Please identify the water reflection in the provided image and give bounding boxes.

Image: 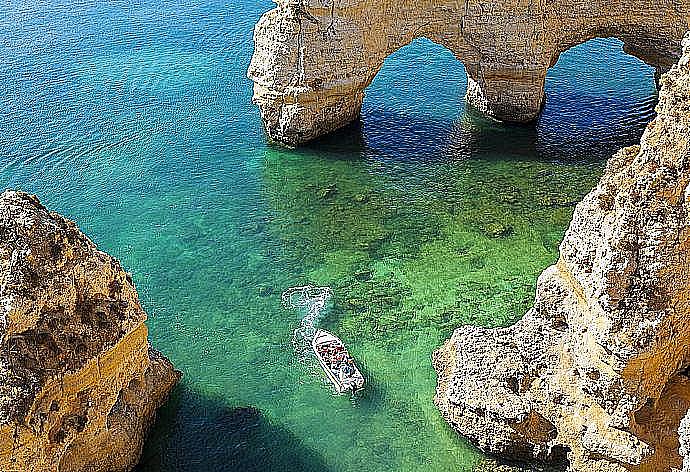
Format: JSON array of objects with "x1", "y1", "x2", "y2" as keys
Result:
[{"x1": 339, "y1": 37, "x2": 658, "y2": 166}]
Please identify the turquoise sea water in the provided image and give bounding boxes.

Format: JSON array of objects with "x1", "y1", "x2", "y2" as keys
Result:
[{"x1": 0, "y1": 1, "x2": 658, "y2": 471}]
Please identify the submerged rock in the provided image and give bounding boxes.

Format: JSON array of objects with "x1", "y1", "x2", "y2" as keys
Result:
[
  {"x1": 435, "y1": 34, "x2": 690, "y2": 472},
  {"x1": 481, "y1": 223, "x2": 514, "y2": 239},
  {"x1": 258, "y1": 285, "x2": 275, "y2": 297},
  {"x1": 353, "y1": 193, "x2": 370, "y2": 204},
  {"x1": 0, "y1": 191, "x2": 180, "y2": 472},
  {"x1": 537, "y1": 194, "x2": 580, "y2": 208},
  {"x1": 316, "y1": 184, "x2": 337, "y2": 200}
]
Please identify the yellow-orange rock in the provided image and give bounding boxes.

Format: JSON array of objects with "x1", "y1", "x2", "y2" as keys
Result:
[
  {"x1": 434, "y1": 34, "x2": 690, "y2": 472},
  {"x1": 0, "y1": 191, "x2": 180, "y2": 472},
  {"x1": 248, "y1": 0, "x2": 690, "y2": 145}
]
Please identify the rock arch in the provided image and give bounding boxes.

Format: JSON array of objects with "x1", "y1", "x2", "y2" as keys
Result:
[
  {"x1": 247, "y1": 0, "x2": 689, "y2": 146},
  {"x1": 434, "y1": 34, "x2": 690, "y2": 472}
]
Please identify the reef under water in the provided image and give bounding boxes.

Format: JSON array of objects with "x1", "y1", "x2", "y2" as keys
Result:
[{"x1": 0, "y1": 0, "x2": 659, "y2": 469}]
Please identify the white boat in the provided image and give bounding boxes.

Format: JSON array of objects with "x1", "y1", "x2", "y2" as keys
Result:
[{"x1": 312, "y1": 329, "x2": 365, "y2": 394}]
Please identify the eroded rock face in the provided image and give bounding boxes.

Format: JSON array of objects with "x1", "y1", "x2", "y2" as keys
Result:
[
  {"x1": 679, "y1": 411, "x2": 690, "y2": 471},
  {"x1": 248, "y1": 0, "x2": 690, "y2": 145},
  {"x1": 435, "y1": 34, "x2": 690, "y2": 472},
  {"x1": 0, "y1": 191, "x2": 180, "y2": 472}
]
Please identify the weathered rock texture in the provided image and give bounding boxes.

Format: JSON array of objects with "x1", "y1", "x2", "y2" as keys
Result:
[
  {"x1": 474, "y1": 457, "x2": 560, "y2": 472},
  {"x1": 679, "y1": 411, "x2": 690, "y2": 471},
  {"x1": 0, "y1": 191, "x2": 180, "y2": 472},
  {"x1": 248, "y1": 0, "x2": 690, "y2": 145},
  {"x1": 435, "y1": 34, "x2": 690, "y2": 472}
]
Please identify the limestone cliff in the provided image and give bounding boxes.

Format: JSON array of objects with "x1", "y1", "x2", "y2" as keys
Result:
[
  {"x1": 248, "y1": 0, "x2": 690, "y2": 145},
  {"x1": 0, "y1": 191, "x2": 180, "y2": 472},
  {"x1": 679, "y1": 411, "x2": 690, "y2": 471},
  {"x1": 434, "y1": 34, "x2": 690, "y2": 472}
]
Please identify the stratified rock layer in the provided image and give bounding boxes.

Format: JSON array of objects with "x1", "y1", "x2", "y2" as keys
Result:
[
  {"x1": 248, "y1": 0, "x2": 690, "y2": 145},
  {"x1": 0, "y1": 191, "x2": 180, "y2": 472},
  {"x1": 435, "y1": 34, "x2": 690, "y2": 472}
]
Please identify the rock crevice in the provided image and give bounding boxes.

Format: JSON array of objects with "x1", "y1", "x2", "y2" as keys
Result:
[
  {"x1": 434, "y1": 34, "x2": 690, "y2": 472},
  {"x1": 0, "y1": 191, "x2": 180, "y2": 472}
]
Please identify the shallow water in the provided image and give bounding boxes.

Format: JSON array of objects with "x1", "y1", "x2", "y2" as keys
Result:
[{"x1": 0, "y1": 1, "x2": 657, "y2": 471}]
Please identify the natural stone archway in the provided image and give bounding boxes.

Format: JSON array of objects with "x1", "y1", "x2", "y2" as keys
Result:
[
  {"x1": 434, "y1": 34, "x2": 690, "y2": 472},
  {"x1": 247, "y1": 0, "x2": 690, "y2": 146}
]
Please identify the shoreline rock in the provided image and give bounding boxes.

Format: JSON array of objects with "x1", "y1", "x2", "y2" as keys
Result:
[
  {"x1": 248, "y1": 0, "x2": 689, "y2": 145},
  {"x1": 0, "y1": 190, "x2": 180, "y2": 472},
  {"x1": 435, "y1": 33, "x2": 690, "y2": 472}
]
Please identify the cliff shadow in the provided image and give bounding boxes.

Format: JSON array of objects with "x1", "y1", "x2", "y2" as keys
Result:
[
  {"x1": 264, "y1": 91, "x2": 655, "y2": 169},
  {"x1": 281, "y1": 36, "x2": 658, "y2": 167},
  {"x1": 266, "y1": 106, "x2": 538, "y2": 165},
  {"x1": 265, "y1": 119, "x2": 367, "y2": 162},
  {"x1": 135, "y1": 383, "x2": 331, "y2": 472},
  {"x1": 273, "y1": 103, "x2": 643, "y2": 169},
  {"x1": 302, "y1": 119, "x2": 367, "y2": 158}
]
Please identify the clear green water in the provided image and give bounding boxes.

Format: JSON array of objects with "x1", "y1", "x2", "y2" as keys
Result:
[{"x1": 0, "y1": 1, "x2": 657, "y2": 470}]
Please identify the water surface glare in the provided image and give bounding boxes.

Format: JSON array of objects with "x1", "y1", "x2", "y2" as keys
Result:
[{"x1": 0, "y1": 1, "x2": 657, "y2": 471}]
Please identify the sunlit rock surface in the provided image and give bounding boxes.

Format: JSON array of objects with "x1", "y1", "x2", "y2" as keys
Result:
[
  {"x1": 435, "y1": 33, "x2": 690, "y2": 472},
  {"x1": 247, "y1": 0, "x2": 690, "y2": 145},
  {"x1": 0, "y1": 191, "x2": 180, "y2": 472},
  {"x1": 680, "y1": 411, "x2": 690, "y2": 471}
]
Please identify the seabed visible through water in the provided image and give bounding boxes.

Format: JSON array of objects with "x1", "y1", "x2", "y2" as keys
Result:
[{"x1": 0, "y1": 0, "x2": 659, "y2": 469}]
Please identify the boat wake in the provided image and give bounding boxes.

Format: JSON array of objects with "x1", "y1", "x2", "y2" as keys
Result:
[
  {"x1": 283, "y1": 285, "x2": 365, "y2": 398},
  {"x1": 281, "y1": 285, "x2": 333, "y2": 362}
]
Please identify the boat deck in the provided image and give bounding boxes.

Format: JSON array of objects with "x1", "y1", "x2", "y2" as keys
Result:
[{"x1": 312, "y1": 329, "x2": 365, "y2": 394}]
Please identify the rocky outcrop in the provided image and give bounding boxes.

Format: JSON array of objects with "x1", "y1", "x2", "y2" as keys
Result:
[
  {"x1": 474, "y1": 458, "x2": 560, "y2": 472},
  {"x1": 434, "y1": 34, "x2": 690, "y2": 472},
  {"x1": 248, "y1": 0, "x2": 690, "y2": 145},
  {"x1": 679, "y1": 411, "x2": 690, "y2": 471},
  {"x1": 0, "y1": 191, "x2": 180, "y2": 472}
]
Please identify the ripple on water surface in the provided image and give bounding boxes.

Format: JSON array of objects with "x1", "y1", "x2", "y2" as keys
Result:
[{"x1": 0, "y1": 3, "x2": 657, "y2": 470}]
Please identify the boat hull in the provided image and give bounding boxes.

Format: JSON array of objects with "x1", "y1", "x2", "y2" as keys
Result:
[{"x1": 312, "y1": 329, "x2": 365, "y2": 394}]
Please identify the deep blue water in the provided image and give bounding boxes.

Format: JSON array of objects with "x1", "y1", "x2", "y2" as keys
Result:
[{"x1": 0, "y1": 1, "x2": 657, "y2": 471}]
